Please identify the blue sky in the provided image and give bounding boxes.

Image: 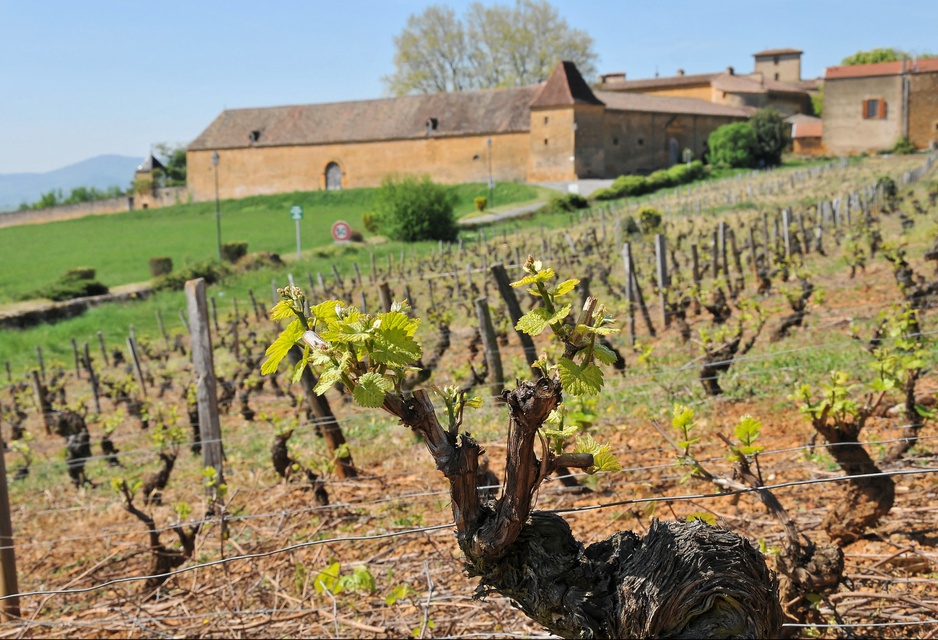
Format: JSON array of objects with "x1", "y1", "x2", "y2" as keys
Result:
[{"x1": 1, "y1": 0, "x2": 934, "y2": 174}]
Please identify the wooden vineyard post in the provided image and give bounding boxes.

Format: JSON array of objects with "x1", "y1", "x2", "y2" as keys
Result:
[
  {"x1": 210, "y1": 296, "x2": 220, "y2": 336},
  {"x1": 31, "y1": 370, "x2": 52, "y2": 436},
  {"x1": 711, "y1": 230, "x2": 720, "y2": 278},
  {"x1": 288, "y1": 346, "x2": 356, "y2": 478},
  {"x1": 184, "y1": 278, "x2": 225, "y2": 493},
  {"x1": 70, "y1": 338, "x2": 81, "y2": 378},
  {"x1": 3, "y1": 363, "x2": 10, "y2": 384},
  {"x1": 475, "y1": 298, "x2": 504, "y2": 397},
  {"x1": 748, "y1": 226, "x2": 760, "y2": 283},
  {"x1": 126, "y1": 336, "x2": 148, "y2": 397},
  {"x1": 35, "y1": 346, "x2": 44, "y2": 382},
  {"x1": 156, "y1": 309, "x2": 170, "y2": 349},
  {"x1": 782, "y1": 208, "x2": 792, "y2": 260},
  {"x1": 491, "y1": 263, "x2": 539, "y2": 374},
  {"x1": 654, "y1": 234, "x2": 670, "y2": 328},
  {"x1": 369, "y1": 252, "x2": 376, "y2": 283},
  {"x1": 378, "y1": 282, "x2": 393, "y2": 313},
  {"x1": 690, "y1": 243, "x2": 702, "y2": 316},
  {"x1": 761, "y1": 211, "x2": 771, "y2": 266},
  {"x1": 248, "y1": 289, "x2": 262, "y2": 322},
  {"x1": 729, "y1": 227, "x2": 745, "y2": 292},
  {"x1": 97, "y1": 331, "x2": 109, "y2": 367},
  {"x1": 82, "y1": 342, "x2": 102, "y2": 414},
  {"x1": 0, "y1": 445, "x2": 20, "y2": 622}
]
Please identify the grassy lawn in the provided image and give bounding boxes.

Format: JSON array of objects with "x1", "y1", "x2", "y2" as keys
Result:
[{"x1": 0, "y1": 182, "x2": 547, "y2": 304}]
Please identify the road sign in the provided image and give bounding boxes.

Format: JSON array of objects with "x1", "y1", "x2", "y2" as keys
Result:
[
  {"x1": 332, "y1": 220, "x2": 351, "y2": 243},
  {"x1": 290, "y1": 205, "x2": 303, "y2": 220}
]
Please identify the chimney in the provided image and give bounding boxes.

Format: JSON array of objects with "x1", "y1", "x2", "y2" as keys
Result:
[
  {"x1": 726, "y1": 66, "x2": 735, "y2": 75},
  {"x1": 677, "y1": 69, "x2": 685, "y2": 76}
]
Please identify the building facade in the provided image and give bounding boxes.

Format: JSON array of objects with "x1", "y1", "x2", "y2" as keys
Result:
[
  {"x1": 822, "y1": 58, "x2": 938, "y2": 155},
  {"x1": 186, "y1": 62, "x2": 748, "y2": 202}
]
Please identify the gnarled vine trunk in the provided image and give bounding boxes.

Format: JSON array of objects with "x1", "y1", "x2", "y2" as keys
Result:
[{"x1": 380, "y1": 378, "x2": 783, "y2": 638}]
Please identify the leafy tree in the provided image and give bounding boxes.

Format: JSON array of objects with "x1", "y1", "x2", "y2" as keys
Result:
[
  {"x1": 810, "y1": 84, "x2": 823, "y2": 117},
  {"x1": 386, "y1": 0, "x2": 597, "y2": 95},
  {"x1": 372, "y1": 174, "x2": 458, "y2": 242},
  {"x1": 154, "y1": 142, "x2": 187, "y2": 185},
  {"x1": 707, "y1": 122, "x2": 756, "y2": 169},
  {"x1": 750, "y1": 107, "x2": 786, "y2": 167},
  {"x1": 841, "y1": 48, "x2": 937, "y2": 65}
]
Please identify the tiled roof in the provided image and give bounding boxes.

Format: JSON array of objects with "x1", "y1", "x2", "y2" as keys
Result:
[
  {"x1": 594, "y1": 91, "x2": 753, "y2": 117},
  {"x1": 784, "y1": 113, "x2": 821, "y2": 125},
  {"x1": 789, "y1": 116, "x2": 823, "y2": 138},
  {"x1": 712, "y1": 74, "x2": 767, "y2": 94},
  {"x1": 825, "y1": 58, "x2": 938, "y2": 80},
  {"x1": 189, "y1": 86, "x2": 539, "y2": 151},
  {"x1": 596, "y1": 72, "x2": 719, "y2": 91},
  {"x1": 136, "y1": 153, "x2": 165, "y2": 172},
  {"x1": 753, "y1": 48, "x2": 803, "y2": 57},
  {"x1": 530, "y1": 61, "x2": 604, "y2": 107}
]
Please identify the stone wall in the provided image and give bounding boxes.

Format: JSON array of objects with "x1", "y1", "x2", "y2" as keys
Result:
[
  {"x1": 0, "y1": 186, "x2": 188, "y2": 229},
  {"x1": 188, "y1": 132, "x2": 530, "y2": 201},
  {"x1": 909, "y1": 71, "x2": 938, "y2": 149},
  {"x1": 754, "y1": 53, "x2": 801, "y2": 83},
  {"x1": 527, "y1": 107, "x2": 577, "y2": 182},
  {"x1": 823, "y1": 75, "x2": 903, "y2": 154}
]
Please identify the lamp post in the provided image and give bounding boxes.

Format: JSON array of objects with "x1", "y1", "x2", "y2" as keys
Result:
[
  {"x1": 486, "y1": 138, "x2": 494, "y2": 208},
  {"x1": 212, "y1": 151, "x2": 221, "y2": 261}
]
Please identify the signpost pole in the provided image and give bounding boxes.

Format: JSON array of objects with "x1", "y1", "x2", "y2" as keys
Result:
[
  {"x1": 290, "y1": 205, "x2": 304, "y2": 260},
  {"x1": 295, "y1": 218, "x2": 301, "y2": 260}
]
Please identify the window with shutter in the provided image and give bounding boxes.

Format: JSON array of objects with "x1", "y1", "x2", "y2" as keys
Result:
[{"x1": 877, "y1": 99, "x2": 887, "y2": 119}]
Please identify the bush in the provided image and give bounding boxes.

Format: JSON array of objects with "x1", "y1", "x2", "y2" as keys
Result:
[
  {"x1": 621, "y1": 215, "x2": 640, "y2": 235},
  {"x1": 149, "y1": 257, "x2": 173, "y2": 278},
  {"x1": 154, "y1": 260, "x2": 231, "y2": 292},
  {"x1": 637, "y1": 206, "x2": 663, "y2": 234},
  {"x1": 349, "y1": 229, "x2": 364, "y2": 243},
  {"x1": 30, "y1": 268, "x2": 108, "y2": 302},
  {"x1": 891, "y1": 137, "x2": 916, "y2": 155},
  {"x1": 548, "y1": 193, "x2": 590, "y2": 213},
  {"x1": 474, "y1": 196, "x2": 488, "y2": 212},
  {"x1": 237, "y1": 252, "x2": 284, "y2": 271},
  {"x1": 645, "y1": 170, "x2": 675, "y2": 191},
  {"x1": 750, "y1": 108, "x2": 786, "y2": 167},
  {"x1": 611, "y1": 175, "x2": 649, "y2": 197},
  {"x1": 592, "y1": 187, "x2": 619, "y2": 201},
  {"x1": 876, "y1": 175, "x2": 898, "y2": 199},
  {"x1": 372, "y1": 175, "x2": 458, "y2": 242},
  {"x1": 361, "y1": 212, "x2": 379, "y2": 234},
  {"x1": 220, "y1": 242, "x2": 248, "y2": 263},
  {"x1": 708, "y1": 122, "x2": 756, "y2": 168}
]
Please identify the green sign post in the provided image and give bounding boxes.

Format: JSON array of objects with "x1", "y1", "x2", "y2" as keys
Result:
[{"x1": 290, "y1": 205, "x2": 303, "y2": 259}]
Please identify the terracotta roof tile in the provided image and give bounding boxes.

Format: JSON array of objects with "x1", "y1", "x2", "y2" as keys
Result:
[
  {"x1": 826, "y1": 58, "x2": 938, "y2": 80},
  {"x1": 594, "y1": 91, "x2": 753, "y2": 117},
  {"x1": 596, "y1": 72, "x2": 719, "y2": 91},
  {"x1": 530, "y1": 61, "x2": 604, "y2": 107},
  {"x1": 189, "y1": 86, "x2": 538, "y2": 151},
  {"x1": 792, "y1": 120, "x2": 823, "y2": 138}
]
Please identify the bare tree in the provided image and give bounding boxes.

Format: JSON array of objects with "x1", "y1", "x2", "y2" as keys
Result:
[{"x1": 386, "y1": 0, "x2": 597, "y2": 95}]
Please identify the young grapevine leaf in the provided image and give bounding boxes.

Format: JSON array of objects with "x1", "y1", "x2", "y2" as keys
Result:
[
  {"x1": 269, "y1": 299, "x2": 298, "y2": 322},
  {"x1": 734, "y1": 414, "x2": 764, "y2": 454},
  {"x1": 515, "y1": 304, "x2": 572, "y2": 337},
  {"x1": 557, "y1": 357, "x2": 604, "y2": 396},
  {"x1": 353, "y1": 372, "x2": 392, "y2": 408},
  {"x1": 261, "y1": 319, "x2": 306, "y2": 375},
  {"x1": 592, "y1": 343, "x2": 618, "y2": 365}
]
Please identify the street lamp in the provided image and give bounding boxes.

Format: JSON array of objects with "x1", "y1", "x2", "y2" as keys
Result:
[
  {"x1": 486, "y1": 138, "x2": 494, "y2": 208},
  {"x1": 212, "y1": 151, "x2": 221, "y2": 261}
]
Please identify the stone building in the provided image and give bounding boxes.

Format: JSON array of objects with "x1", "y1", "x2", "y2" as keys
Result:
[
  {"x1": 822, "y1": 58, "x2": 938, "y2": 155},
  {"x1": 186, "y1": 61, "x2": 748, "y2": 201},
  {"x1": 596, "y1": 49, "x2": 817, "y2": 118}
]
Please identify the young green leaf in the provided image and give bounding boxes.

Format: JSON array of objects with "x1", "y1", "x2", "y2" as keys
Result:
[
  {"x1": 353, "y1": 372, "x2": 392, "y2": 408},
  {"x1": 557, "y1": 357, "x2": 604, "y2": 396},
  {"x1": 261, "y1": 319, "x2": 305, "y2": 375},
  {"x1": 515, "y1": 304, "x2": 572, "y2": 337}
]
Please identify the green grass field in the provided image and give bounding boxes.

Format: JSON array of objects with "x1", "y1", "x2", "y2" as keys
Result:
[{"x1": 0, "y1": 182, "x2": 547, "y2": 304}]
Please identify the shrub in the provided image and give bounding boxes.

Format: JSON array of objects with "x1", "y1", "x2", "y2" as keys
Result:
[
  {"x1": 592, "y1": 187, "x2": 619, "y2": 201},
  {"x1": 621, "y1": 215, "x2": 640, "y2": 235},
  {"x1": 149, "y1": 257, "x2": 173, "y2": 278},
  {"x1": 474, "y1": 196, "x2": 488, "y2": 212},
  {"x1": 220, "y1": 242, "x2": 248, "y2": 263},
  {"x1": 349, "y1": 229, "x2": 364, "y2": 242},
  {"x1": 891, "y1": 137, "x2": 916, "y2": 155},
  {"x1": 611, "y1": 175, "x2": 649, "y2": 197},
  {"x1": 876, "y1": 176, "x2": 898, "y2": 199},
  {"x1": 154, "y1": 260, "x2": 231, "y2": 292},
  {"x1": 372, "y1": 175, "x2": 458, "y2": 242},
  {"x1": 237, "y1": 252, "x2": 283, "y2": 271},
  {"x1": 30, "y1": 268, "x2": 108, "y2": 302},
  {"x1": 637, "y1": 206, "x2": 663, "y2": 234},
  {"x1": 750, "y1": 108, "x2": 786, "y2": 167},
  {"x1": 708, "y1": 122, "x2": 756, "y2": 168},
  {"x1": 645, "y1": 170, "x2": 675, "y2": 191},
  {"x1": 549, "y1": 193, "x2": 590, "y2": 213},
  {"x1": 665, "y1": 164, "x2": 691, "y2": 185},
  {"x1": 361, "y1": 212, "x2": 379, "y2": 234}
]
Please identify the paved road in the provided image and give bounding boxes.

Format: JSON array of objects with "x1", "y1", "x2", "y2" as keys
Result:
[{"x1": 458, "y1": 179, "x2": 615, "y2": 226}]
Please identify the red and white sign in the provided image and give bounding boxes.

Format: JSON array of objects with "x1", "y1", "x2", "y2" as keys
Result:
[{"x1": 331, "y1": 220, "x2": 351, "y2": 242}]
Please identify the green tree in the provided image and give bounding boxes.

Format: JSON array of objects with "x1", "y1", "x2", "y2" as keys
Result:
[
  {"x1": 154, "y1": 142, "x2": 188, "y2": 186},
  {"x1": 386, "y1": 0, "x2": 597, "y2": 95},
  {"x1": 750, "y1": 108, "x2": 786, "y2": 167},
  {"x1": 372, "y1": 174, "x2": 458, "y2": 242},
  {"x1": 707, "y1": 122, "x2": 756, "y2": 169},
  {"x1": 810, "y1": 84, "x2": 823, "y2": 117},
  {"x1": 840, "y1": 48, "x2": 937, "y2": 65}
]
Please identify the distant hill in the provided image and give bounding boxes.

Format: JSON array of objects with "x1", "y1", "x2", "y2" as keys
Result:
[{"x1": 0, "y1": 155, "x2": 144, "y2": 212}]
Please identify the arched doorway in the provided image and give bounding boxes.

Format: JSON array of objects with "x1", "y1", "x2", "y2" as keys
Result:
[
  {"x1": 668, "y1": 138, "x2": 680, "y2": 166},
  {"x1": 325, "y1": 162, "x2": 343, "y2": 190}
]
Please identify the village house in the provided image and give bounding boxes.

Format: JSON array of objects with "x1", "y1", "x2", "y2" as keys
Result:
[
  {"x1": 822, "y1": 58, "x2": 938, "y2": 155},
  {"x1": 186, "y1": 61, "x2": 749, "y2": 201},
  {"x1": 596, "y1": 49, "x2": 818, "y2": 119}
]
